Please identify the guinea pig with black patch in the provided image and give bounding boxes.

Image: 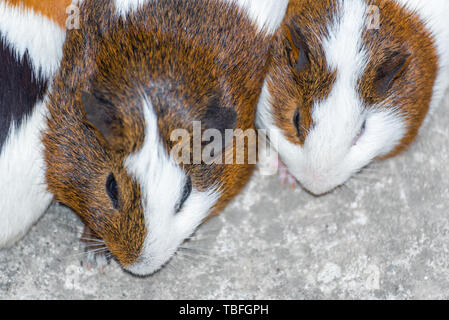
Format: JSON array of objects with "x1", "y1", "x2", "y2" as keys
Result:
[
  {"x1": 257, "y1": 0, "x2": 449, "y2": 195},
  {"x1": 0, "y1": 0, "x2": 69, "y2": 248},
  {"x1": 43, "y1": 0, "x2": 289, "y2": 275}
]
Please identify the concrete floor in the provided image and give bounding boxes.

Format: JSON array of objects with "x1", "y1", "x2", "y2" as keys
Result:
[{"x1": 1, "y1": 92, "x2": 449, "y2": 299}]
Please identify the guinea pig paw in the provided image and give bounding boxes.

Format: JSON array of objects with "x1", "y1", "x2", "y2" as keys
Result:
[
  {"x1": 80, "y1": 226, "x2": 111, "y2": 273},
  {"x1": 89, "y1": 251, "x2": 109, "y2": 273},
  {"x1": 80, "y1": 242, "x2": 111, "y2": 274},
  {"x1": 278, "y1": 158, "x2": 297, "y2": 190}
]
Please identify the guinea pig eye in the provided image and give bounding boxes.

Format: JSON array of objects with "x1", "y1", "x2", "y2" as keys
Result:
[
  {"x1": 175, "y1": 176, "x2": 192, "y2": 214},
  {"x1": 106, "y1": 173, "x2": 119, "y2": 209},
  {"x1": 293, "y1": 108, "x2": 302, "y2": 138}
]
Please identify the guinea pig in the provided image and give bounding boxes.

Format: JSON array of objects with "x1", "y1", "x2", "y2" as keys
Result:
[
  {"x1": 256, "y1": 0, "x2": 449, "y2": 195},
  {"x1": 0, "y1": 0, "x2": 69, "y2": 248},
  {"x1": 43, "y1": 0, "x2": 289, "y2": 275}
]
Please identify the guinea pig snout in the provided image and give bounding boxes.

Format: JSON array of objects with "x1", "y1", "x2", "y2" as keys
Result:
[
  {"x1": 124, "y1": 248, "x2": 174, "y2": 276},
  {"x1": 301, "y1": 181, "x2": 339, "y2": 196},
  {"x1": 124, "y1": 257, "x2": 154, "y2": 276},
  {"x1": 299, "y1": 173, "x2": 336, "y2": 196},
  {"x1": 293, "y1": 163, "x2": 348, "y2": 196}
]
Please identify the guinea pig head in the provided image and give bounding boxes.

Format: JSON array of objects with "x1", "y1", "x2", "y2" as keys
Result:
[
  {"x1": 258, "y1": 0, "x2": 438, "y2": 195},
  {"x1": 44, "y1": 5, "x2": 265, "y2": 275}
]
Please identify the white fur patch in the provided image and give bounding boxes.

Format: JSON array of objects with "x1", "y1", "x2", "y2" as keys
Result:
[
  {"x1": 229, "y1": 0, "x2": 289, "y2": 34},
  {"x1": 125, "y1": 95, "x2": 220, "y2": 276},
  {"x1": 113, "y1": 0, "x2": 149, "y2": 16},
  {"x1": 113, "y1": 0, "x2": 288, "y2": 34},
  {"x1": 257, "y1": 0, "x2": 408, "y2": 195},
  {"x1": 0, "y1": 1, "x2": 66, "y2": 79},
  {"x1": 0, "y1": 100, "x2": 53, "y2": 248}
]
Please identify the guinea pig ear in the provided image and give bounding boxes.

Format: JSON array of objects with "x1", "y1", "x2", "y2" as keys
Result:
[
  {"x1": 202, "y1": 104, "x2": 237, "y2": 136},
  {"x1": 284, "y1": 23, "x2": 310, "y2": 73},
  {"x1": 81, "y1": 91, "x2": 125, "y2": 151},
  {"x1": 200, "y1": 96, "x2": 237, "y2": 149},
  {"x1": 374, "y1": 51, "x2": 411, "y2": 96}
]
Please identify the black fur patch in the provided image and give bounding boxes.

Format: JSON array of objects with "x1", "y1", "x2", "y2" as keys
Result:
[
  {"x1": 202, "y1": 104, "x2": 237, "y2": 135},
  {"x1": 0, "y1": 33, "x2": 48, "y2": 151}
]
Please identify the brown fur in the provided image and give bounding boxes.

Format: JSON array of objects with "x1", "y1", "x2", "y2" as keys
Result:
[
  {"x1": 268, "y1": 0, "x2": 437, "y2": 157},
  {"x1": 43, "y1": 0, "x2": 270, "y2": 267},
  {"x1": 6, "y1": 0, "x2": 72, "y2": 28}
]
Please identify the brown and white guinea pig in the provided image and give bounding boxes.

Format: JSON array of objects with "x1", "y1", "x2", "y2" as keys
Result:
[
  {"x1": 43, "y1": 0, "x2": 289, "y2": 275},
  {"x1": 257, "y1": 0, "x2": 449, "y2": 195},
  {"x1": 0, "y1": 0, "x2": 69, "y2": 248}
]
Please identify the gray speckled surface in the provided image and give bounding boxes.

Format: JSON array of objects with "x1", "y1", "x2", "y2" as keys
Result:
[{"x1": 1, "y1": 92, "x2": 449, "y2": 300}]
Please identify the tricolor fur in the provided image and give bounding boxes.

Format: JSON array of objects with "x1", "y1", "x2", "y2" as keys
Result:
[
  {"x1": 257, "y1": 0, "x2": 449, "y2": 195},
  {"x1": 43, "y1": 0, "x2": 288, "y2": 275},
  {"x1": 0, "y1": 1, "x2": 66, "y2": 247}
]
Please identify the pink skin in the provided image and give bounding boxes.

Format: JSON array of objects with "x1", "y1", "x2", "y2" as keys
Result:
[
  {"x1": 81, "y1": 226, "x2": 109, "y2": 274},
  {"x1": 276, "y1": 156, "x2": 297, "y2": 190},
  {"x1": 82, "y1": 244, "x2": 108, "y2": 274}
]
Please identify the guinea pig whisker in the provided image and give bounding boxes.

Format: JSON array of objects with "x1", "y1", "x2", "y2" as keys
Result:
[
  {"x1": 351, "y1": 179, "x2": 371, "y2": 187},
  {"x1": 176, "y1": 253, "x2": 206, "y2": 267},
  {"x1": 357, "y1": 171, "x2": 381, "y2": 180},
  {"x1": 351, "y1": 178, "x2": 369, "y2": 185},
  {"x1": 86, "y1": 246, "x2": 108, "y2": 252},
  {"x1": 359, "y1": 167, "x2": 379, "y2": 173},
  {"x1": 356, "y1": 175, "x2": 380, "y2": 183},
  {"x1": 341, "y1": 183, "x2": 355, "y2": 195},
  {"x1": 181, "y1": 244, "x2": 211, "y2": 251},
  {"x1": 174, "y1": 254, "x2": 197, "y2": 269},
  {"x1": 80, "y1": 241, "x2": 105, "y2": 246},
  {"x1": 185, "y1": 235, "x2": 216, "y2": 243},
  {"x1": 335, "y1": 186, "x2": 347, "y2": 197},
  {"x1": 196, "y1": 226, "x2": 222, "y2": 234},
  {"x1": 167, "y1": 254, "x2": 184, "y2": 270},
  {"x1": 179, "y1": 245, "x2": 212, "y2": 254},
  {"x1": 178, "y1": 247, "x2": 216, "y2": 261},
  {"x1": 174, "y1": 250, "x2": 194, "y2": 261},
  {"x1": 356, "y1": 173, "x2": 379, "y2": 180},
  {"x1": 178, "y1": 247, "x2": 210, "y2": 258},
  {"x1": 366, "y1": 163, "x2": 383, "y2": 170},
  {"x1": 80, "y1": 235, "x2": 104, "y2": 240},
  {"x1": 164, "y1": 261, "x2": 178, "y2": 272},
  {"x1": 358, "y1": 165, "x2": 378, "y2": 172},
  {"x1": 432, "y1": 128, "x2": 448, "y2": 137},
  {"x1": 187, "y1": 227, "x2": 222, "y2": 238},
  {"x1": 185, "y1": 232, "x2": 219, "y2": 240},
  {"x1": 333, "y1": 183, "x2": 356, "y2": 198},
  {"x1": 63, "y1": 246, "x2": 109, "y2": 259},
  {"x1": 354, "y1": 172, "x2": 376, "y2": 179},
  {"x1": 54, "y1": 219, "x2": 83, "y2": 231},
  {"x1": 80, "y1": 237, "x2": 105, "y2": 243},
  {"x1": 84, "y1": 245, "x2": 108, "y2": 252}
]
